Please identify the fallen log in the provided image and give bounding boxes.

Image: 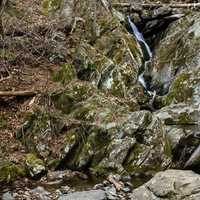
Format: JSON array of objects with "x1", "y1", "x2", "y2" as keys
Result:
[
  {"x1": 0, "y1": 90, "x2": 36, "y2": 96},
  {"x1": 112, "y1": 2, "x2": 200, "y2": 9}
]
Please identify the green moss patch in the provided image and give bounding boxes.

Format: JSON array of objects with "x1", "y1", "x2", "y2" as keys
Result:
[{"x1": 0, "y1": 160, "x2": 26, "y2": 183}]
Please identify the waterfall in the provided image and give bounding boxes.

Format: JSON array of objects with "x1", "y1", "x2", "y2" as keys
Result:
[
  {"x1": 128, "y1": 17, "x2": 152, "y2": 60},
  {"x1": 128, "y1": 16, "x2": 152, "y2": 95}
]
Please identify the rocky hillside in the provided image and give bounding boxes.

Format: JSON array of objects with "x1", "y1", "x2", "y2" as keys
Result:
[{"x1": 1, "y1": 0, "x2": 200, "y2": 199}]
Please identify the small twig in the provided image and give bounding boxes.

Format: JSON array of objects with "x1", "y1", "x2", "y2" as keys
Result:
[{"x1": 0, "y1": 90, "x2": 36, "y2": 96}]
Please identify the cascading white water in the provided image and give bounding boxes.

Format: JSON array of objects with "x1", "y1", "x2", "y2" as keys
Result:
[
  {"x1": 128, "y1": 17, "x2": 152, "y2": 59},
  {"x1": 128, "y1": 16, "x2": 153, "y2": 96}
]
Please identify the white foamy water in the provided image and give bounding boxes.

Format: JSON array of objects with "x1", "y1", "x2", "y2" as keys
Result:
[
  {"x1": 128, "y1": 16, "x2": 152, "y2": 59},
  {"x1": 128, "y1": 16, "x2": 153, "y2": 95}
]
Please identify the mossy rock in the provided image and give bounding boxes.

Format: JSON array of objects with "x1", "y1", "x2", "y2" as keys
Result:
[
  {"x1": 70, "y1": 93, "x2": 139, "y2": 124},
  {"x1": 25, "y1": 154, "x2": 46, "y2": 178},
  {"x1": 17, "y1": 108, "x2": 65, "y2": 160},
  {"x1": 145, "y1": 12, "x2": 200, "y2": 95},
  {"x1": 52, "y1": 64, "x2": 77, "y2": 86},
  {"x1": 18, "y1": 106, "x2": 171, "y2": 176},
  {"x1": 0, "y1": 116, "x2": 7, "y2": 129},
  {"x1": 43, "y1": 0, "x2": 62, "y2": 14},
  {"x1": 74, "y1": 42, "x2": 115, "y2": 84},
  {"x1": 74, "y1": 31, "x2": 142, "y2": 98},
  {"x1": 51, "y1": 81, "x2": 98, "y2": 114},
  {"x1": 0, "y1": 160, "x2": 26, "y2": 183},
  {"x1": 156, "y1": 104, "x2": 200, "y2": 125},
  {"x1": 74, "y1": 40, "x2": 142, "y2": 97},
  {"x1": 124, "y1": 116, "x2": 172, "y2": 175},
  {"x1": 17, "y1": 80, "x2": 139, "y2": 175},
  {"x1": 162, "y1": 69, "x2": 200, "y2": 106},
  {"x1": 72, "y1": 1, "x2": 143, "y2": 98}
]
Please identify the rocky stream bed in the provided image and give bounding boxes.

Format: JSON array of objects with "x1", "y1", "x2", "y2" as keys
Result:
[{"x1": 1, "y1": 0, "x2": 200, "y2": 199}]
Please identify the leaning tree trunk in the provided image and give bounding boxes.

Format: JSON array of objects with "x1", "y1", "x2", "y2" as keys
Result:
[
  {"x1": 0, "y1": 0, "x2": 7, "y2": 37},
  {"x1": 59, "y1": 0, "x2": 75, "y2": 31}
]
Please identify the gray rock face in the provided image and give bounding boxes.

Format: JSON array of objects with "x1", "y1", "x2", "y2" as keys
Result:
[
  {"x1": 130, "y1": 170, "x2": 200, "y2": 200},
  {"x1": 155, "y1": 103, "x2": 200, "y2": 125},
  {"x1": 161, "y1": 68, "x2": 200, "y2": 106},
  {"x1": 2, "y1": 192, "x2": 14, "y2": 200},
  {"x1": 155, "y1": 103, "x2": 200, "y2": 168},
  {"x1": 58, "y1": 190, "x2": 106, "y2": 200},
  {"x1": 145, "y1": 13, "x2": 200, "y2": 96},
  {"x1": 18, "y1": 92, "x2": 171, "y2": 175}
]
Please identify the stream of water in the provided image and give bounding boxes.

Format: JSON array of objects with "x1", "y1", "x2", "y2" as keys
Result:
[{"x1": 128, "y1": 16, "x2": 153, "y2": 96}]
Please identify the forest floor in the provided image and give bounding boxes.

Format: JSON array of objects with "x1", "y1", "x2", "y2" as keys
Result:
[{"x1": 0, "y1": 0, "x2": 62, "y2": 169}]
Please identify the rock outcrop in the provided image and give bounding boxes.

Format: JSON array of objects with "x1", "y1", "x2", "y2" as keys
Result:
[
  {"x1": 15, "y1": 0, "x2": 174, "y2": 177},
  {"x1": 145, "y1": 13, "x2": 200, "y2": 97},
  {"x1": 17, "y1": 81, "x2": 171, "y2": 175}
]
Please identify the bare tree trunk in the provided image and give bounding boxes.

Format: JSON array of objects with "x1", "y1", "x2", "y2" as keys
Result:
[
  {"x1": 59, "y1": 0, "x2": 75, "y2": 31},
  {"x1": 112, "y1": 2, "x2": 200, "y2": 9},
  {"x1": 0, "y1": 0, "x2": 7, "y2": 37}
]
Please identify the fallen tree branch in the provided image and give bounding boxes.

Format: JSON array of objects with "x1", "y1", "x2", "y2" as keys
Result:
[
  {"x1": 0, "y1": 90, "x2": 36, "y2": 96},
  {"x1": 112, "y1": 2, "x2": 200, "y2": 9}
]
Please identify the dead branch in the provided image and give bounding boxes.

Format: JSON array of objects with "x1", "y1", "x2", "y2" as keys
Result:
[
  {"x1": 112, "y1": 2, "x2": 200, "y2": 9},
  {"x1": 0, "y1": 90, "x2": 36, "y2": 96}
]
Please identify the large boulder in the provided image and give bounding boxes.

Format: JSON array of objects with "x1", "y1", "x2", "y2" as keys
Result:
[
  {"x1": 165, "y1": 125, "x2": 199, "y2": 169},
  {"x1": 130, "y1": 170, "x2": 200, "y2": 200}
]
